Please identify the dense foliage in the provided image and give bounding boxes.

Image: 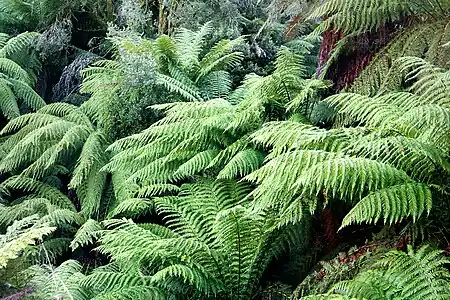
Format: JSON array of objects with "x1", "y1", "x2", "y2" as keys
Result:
[{"x1": 0, "y1": 0, "x2": 449, "y2": 299}]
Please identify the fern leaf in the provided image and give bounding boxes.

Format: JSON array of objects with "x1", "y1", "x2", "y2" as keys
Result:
[
  {"x1": 172, "y1": 149, "x2": 220, "y2": 181},
  {"x1": 70, "y1": 219, "x2": 103, "y2": 251},
  {"x1": 341, "y1": 183, "x2": 432, "y2": 228},
  {"x1": 156, "y1": 73, "x2": 202, "y2": 101},
  {"x1": 0, "y1": 176, "x2": 74, "y2": 210},
  {"x1": 217, "y1": 149, "x2": 264, "y2": 180},
  {"x1": 0, "y1": 57, "x2": 31, "y2": 84},
  {"x1": 0, "y1": 79, "x2": 19, "y2": 119},
  {"x1": 107, "y1": 198, "x2": 154, "y2": 219},
  {"x1": 9, "y1": 78, "x2": 45, "y2": 109}
]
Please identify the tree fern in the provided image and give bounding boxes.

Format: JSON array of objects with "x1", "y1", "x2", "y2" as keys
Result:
[
  {"x1": 0, "y1": 103, "x2": 110, "y2": 220},
  {"x1": 341, "y1": 182, "x2": 432, "y2": 228},
  {"x1": 104, "y1": 48, "x2": 317, "y2": 200},
  {"x1": 79, "y1": 180, "x2": 307, "y2": 299},
  {"x1": 244, "y1": 55, "x2": 448, "y2": 228}
]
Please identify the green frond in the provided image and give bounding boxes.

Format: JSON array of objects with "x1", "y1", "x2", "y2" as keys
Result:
[
  {"x1": 0, "y1": 197, "x2": 50, "y2": 226},
  {"x1": 197, "y1": 37, "x2": 244, "y2": 81},
  {"x1": 0, "y1": 79, "x2": 19, "y2": 119},
  {"x1": 328, "y1": 245, "x2": 450, "y2": 300},
  {"x1": 340, "y1": 182, "x2": 432, "y2": 228},
  {"x1": 156, "y1": 73, "x2": 202, "y2": 101},
  {"x1": 213, "y1": 205, "x2": 267, "y2": 298},
  {"x1": 152, "y1": 35, "x2": 178, "y2": 66},
  {"x1": 0, "y1": 215, "x2": 55, "y2": 269},
  {"x1": 287, "y1": 79, "x2": 331, "y2": 113},
  {"x1": 77, "y1": 168, "x2": 108, "y2": 220},
  {"x1": 0, "y1": 31, "x2": 39, "y2": 60},
  {"x1": 327, "y1": 92, "x2": 450, "y2": 145},
  {"x1": 38, "y1": 103, "x2": 91, "y2": 122},
  {"x1": 172, "y1": 149, "x2": 220, "y2": 181},
  {"x1": 217, "y1": 149, "x2": 264, "y2": 180},
  {"x1": 28, "y1": 260, "x2": 89, "y2": 300},
  {"x1": 91, "y1": 285, "x2": 166, "y2": 300},
  {"x1": 70, "y1": 219, "x2": 103, "y2": 251},
  {"x1": 345, "y1": 134, "x2": 450, "y2": 182},
  {"x1": 0, "y1": 57, "x2": 31, "y2": 84},
  {"x1": 9, "y1": 78, "x2": 45, "y2": 109},
  {"x1": 25, "y1": 237, "x2": 71, "y2": 265},
  {"x1": 0, "y1": 112, "x2": 60, "y2": 135},
  {"x1": 21, "y1": 125, "x2": 92, "y2": 180},
  {"x1": 40, "y1": 209, "x2": 83, "y2": 227},
  {"x1": 136, "y1": 184, "x2": 180, "y2": 198},
  {"x1": 251, "y1": 121, "x2": 358, "y2": 154},
  {"x1": 174, "y1": 22, "x2": 213, "y2": 72},
  {"x1": 151, "y1": 264, "x2": 222, "y2": 295},
  {"x1": 151, "y1": 98, "x2": 234, "y2": 124},
  {"x1": 70, "y1": 131, "x2": 108, "y2": 190},
  {"x1": 207, "y1": 136, "x2": 251, "y2": 170},
  {"x1": 396, "y1": 56, "x2": 450, "y2": 108},
  {"x1": 81, "y1": 270, "x2": 159, "y2": 300},
  {"x1": 0, "y1": 120, "x2": 75, "y2": 174},
  {"x1": 307, "y1": 0, "x2": 445, "y2": 35},
  {"x1": 327, "y1": 93, "x2": 401, "y2": 128},
  {"x1": 107, "y1": 198, "x2": 154, "y2": 219},
  {"x1": 245, "y1": 150, "x2": 341, "y2": 211},
  {"x1": 349, "y1": 20, "x2": 450, "y2": 94},
  {"x1": 293, "y1": 157, "x2": 411, "y2": 201},
  {"x1": 303, "y1": 295, "x2": 358, "y2": 300},
  {"x1": 0, "y1": 33, "x2": 9, "y2": 48},
  {"x1": 198, "y1": 70, "x2": 233, "y2": 99},
  {"x1": 0, "y1": 176, "x2": 74, "y2": 210},
  {"x1": 89, "y1": 179, "x2": 303, "y2": 299}
]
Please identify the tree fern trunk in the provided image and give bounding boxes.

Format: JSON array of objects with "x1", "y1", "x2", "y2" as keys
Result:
[{"x1": 317, "y1": 23, "x2": 396, "y2": 91}]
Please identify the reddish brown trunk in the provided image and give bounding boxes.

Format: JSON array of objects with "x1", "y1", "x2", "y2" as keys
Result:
[
  {"x1": 320, "y1": 208, "x2": 340, "y2": 251},
  {"x1": 317, "y1": 23, "x2": 393, "y2": 91}
]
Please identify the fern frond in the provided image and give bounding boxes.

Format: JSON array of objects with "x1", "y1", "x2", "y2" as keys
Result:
[
  {"x1": 0, "y1": 197, "x2": 52, "y2": 226},
  {"x1": 151, "y1": 264, "x2": 222, "y2": 295},
  {"x1": 69, "y1": 131, "x2": 108, "y2": 189},
  {"x1": 136, "y1": 184, "x2": 180, "y2": 198},
  {"x1": 28, "y1": 260, "x2": 89, "y2": 300},
  {"x1": 341, "y1": 183, "x2": 432, "y2": 228},
  {"x1": 174, "y1": 22, "x2": 213, "y2": 72},
  {"x1": 197, "y1": 37, "x2": 244, "y2": 82},
  {"x1": 0, "y1": 57, "x2": 31, "y2": 84},
  {"x1": 345, "y1": 134, "x2": 450, "y2": 182},
  {"x1": 0, "y1": 215, "x2": 55, "y2": 269},
  {"x1": 107, "y1": 198, "x2": 154, "y2": 219},
  {"x1": 293, "y1": 157, "x2": 411, "y2": 201},
  {"x1": 329, "y1": 245, "x2": 450, "y2": 300},
  {"x1": 0, "y1": 176, "x2": 74, "y2": 210},
  {"x1": 40, "y1": 209, "x2": 83, "y2": 227},
  {"x1": 91, "y1": 285, "x2": 166, "y2": 300},
  {"x1": 156, "y1": 73, "x2": 202, "y2": 101},
  {"x1": 307, "y1": 0, "x2": 439, "y2": 35},
  {"x1": 9, "y1": 78, "x2": 45, "y2": 109},
  {"x1": 217, "y1": 149, "x2": 264, "y2": 180},
  {"x1": 172, "y1": 149, "x2": 220, "y2": 181},
  {"x1": 70, "y1": 219, "x2": 103, "y2": 251},
  {"x1": 0, "y1": 31, "x2": 39, "y2": 60},
  {"x1": 0, "y1": 79, "x2": 20, "y2": 119}
]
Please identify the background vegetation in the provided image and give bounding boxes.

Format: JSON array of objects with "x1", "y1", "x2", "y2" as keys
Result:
[{"x1": 0, "y1": 0, "x2": 448, "y2": 299}]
